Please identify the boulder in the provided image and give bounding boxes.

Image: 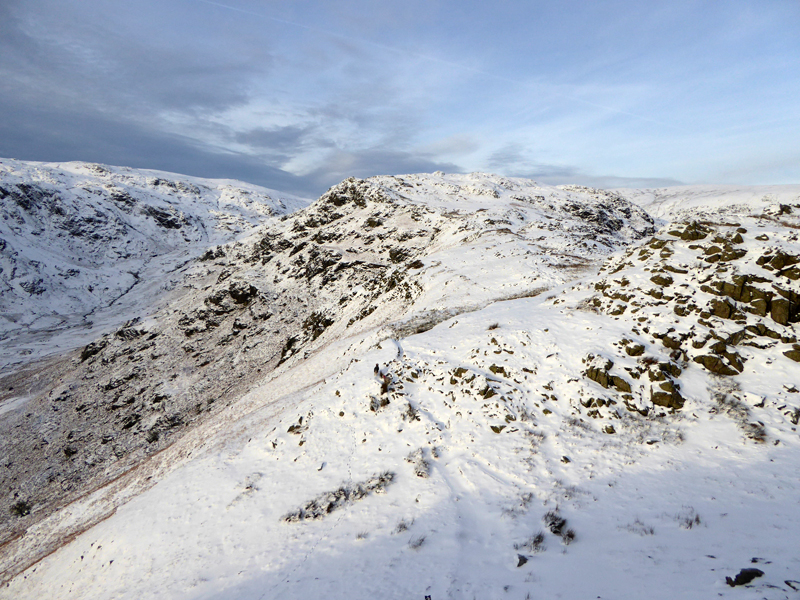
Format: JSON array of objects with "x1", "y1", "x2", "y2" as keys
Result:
[
  {"x1": 719, "y1": 248, "x2": 747, "y2": 262},
  {"x1": 771, "y1": 298, "x2": 790, "y2": 325},
  {"x1": 625, "y1": 343, "x2": 645, "y2": 357},
  {"x1": 611, "y1": 375, "x2": 631, "y2": 393},
  {"x1": 679, "y1": 222, "x2": 709, "y2": 241},
  {"x1": 769, "y1": 251, "x2": 799, "y2": 270},
  {"x1": 784, "y1": 345, "x2": 800, "y2": 363},
  {"x1": 693, "y1": 355, "x2": 739, "y2": 376},
  {"x1": 746, "y1": 322, "x2": 781, "y2": 339},
  {"x1": 651, "y1": 382, "x2": 685, "y2": 409},
  {"x1": 650, "y1": 274, "x2": 674, "y2": 287},
  {"x1": 709, "y1": 298, "x2": 736, "y2": 319},
  {"x1": 725, "y1": 568, "x2": 764, "y2": 587},
  {"x1": 586, "y1": 356, "x2": 614, "y2": 389},
  {"x1": 748, "y1": 298, "x2": 768, "y2": 317}
]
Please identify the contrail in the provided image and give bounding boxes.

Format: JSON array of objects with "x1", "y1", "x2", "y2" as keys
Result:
[
  {"x1": 192, "y1": 0, "x2": 489, "y2": 73},
  {"x1": 191, "y1": 0, "x2": 676, "y2": 129},
  {"x1": 193, "y1": 0, "x2": 312, "y2": 31}
]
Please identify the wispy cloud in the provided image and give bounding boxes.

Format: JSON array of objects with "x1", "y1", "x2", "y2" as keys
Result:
[{"x1": 0, "y1": 0, "x2": 798, "y2": 196}]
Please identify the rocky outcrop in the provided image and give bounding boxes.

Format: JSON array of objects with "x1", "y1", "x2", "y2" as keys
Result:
[{"x1": 585, "y1": 215, "x2": 798, "y2": 416}]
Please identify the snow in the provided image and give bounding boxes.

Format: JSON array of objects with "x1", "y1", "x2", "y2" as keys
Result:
[
  {"x1": 3, "y1": 176, "x2": 800, "y2": 599},
  {"x1": 614, "y1": 184, "x2": 800, "y2": 221},
  {"x1": 0, "y1": 158, "x2": 310, "y2": 375},
  {"x1": 0, "y1": 395, "x2": 29, "y2": 417}
]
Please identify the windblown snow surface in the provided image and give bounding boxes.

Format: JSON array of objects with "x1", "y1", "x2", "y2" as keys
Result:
[
  {"x1": 2, "y1": 174, "x2": 800, "y2": 600},
  {"x1": 0, "y1": 158, "x2": 309, "y2": 374}
]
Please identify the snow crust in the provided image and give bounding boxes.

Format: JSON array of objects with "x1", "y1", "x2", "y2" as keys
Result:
[{"x1": 2, "y1": 175, "x2": 800, "y2": 600}]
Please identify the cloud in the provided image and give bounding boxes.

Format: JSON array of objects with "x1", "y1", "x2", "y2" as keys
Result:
[
  {"x1": 0, "y1": 2, "x2": 269, "y2": 116},
  {"x1": 0, "y1": 95, "x2": 312, "y2": 196},
  {"x1": 233, "y1": 124, "x2": 337, "y2": 167},
  {"x1": 509, "y1": 166, "x2": 683, "y2": 190},
  {"x1": 567, "y1": 175, "x2": 684, "y2": 189},
  {"x1": 487, "y1": 143, "x2": 580, "y2": 180},
  {"x1": 303, "y1": 147, "x2": 461, "y2": 191},
  {"x1": 0, "y1": 1, "x2": 464, "y2": 198},
  {"x1": 2, "y1": 0, "x2": 792, "y2": 200},
  {"x1": 486, "y1": 143, "x2": 681, "y2": 189},
  {"x1": 0, "y1": 1, "x2": 318, "y2": 192},
  {"x1": 420, "y1": 134, "x2": 480, "y2": 158}
]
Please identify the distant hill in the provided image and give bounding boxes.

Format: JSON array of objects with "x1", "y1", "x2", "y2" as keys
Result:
[{"x1": 0, "y1": 158, "x2": 309, "y2": 373}]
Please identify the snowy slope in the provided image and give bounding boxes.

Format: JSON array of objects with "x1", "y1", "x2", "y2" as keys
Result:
[
  {"x1": 3, "y1": 177, "x2": 800, "y2": 600},
  {"x1": 0, "y1": 172, "x2": 654, "y2": 584},
  {"x1": 614, "y1": 183, "x2": 800, "y2": 221},
  {"x1": 0, "y1": 158, "x2": 309, "y2": 374}
]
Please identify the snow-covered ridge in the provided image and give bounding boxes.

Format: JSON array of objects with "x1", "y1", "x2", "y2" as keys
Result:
[
  {"x1": 0, "y1": 172, "x2": 654, "y2": 582},
  {"x1": 614, "y1": 183, "x2": 800, "y2": 221},
  {"x1": 0, "y1": 158, "x2": 310, "y2": 373},
  {"x1": 3, "y1": 174, "x2": 800, "y2": 599}
]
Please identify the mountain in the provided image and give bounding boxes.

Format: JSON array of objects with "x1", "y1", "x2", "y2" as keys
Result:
[
  {"x1": 0, "y1": 158, "x2": 309, "y2": 374},
  {"x1": 1, "y1": 172, "x2": 799, "y2": 600}
]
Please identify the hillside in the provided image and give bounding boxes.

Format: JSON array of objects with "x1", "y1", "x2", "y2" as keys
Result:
[
  {"x1": 2, "y1": 173, "x2": 800, "y2": 599},
  {"x1": 0, "y1": 158, "x2": 309, "y2": 374}
]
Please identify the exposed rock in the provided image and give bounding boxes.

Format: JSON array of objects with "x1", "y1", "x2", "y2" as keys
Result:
[
  {"x1": 625, "y1": 343, "x2": 645, "y2": 357},
  {"x1": 719, "y1": 248, "x2": 747, "y2": 262},
  {"x1": 585, "y1": 356, "x2": 613, "y2": 389},
  {"x1": 746, "y1": 323, "x2": 781, "y2": 340},
  {"x1": 767, "y1": 251, "x2": 799, "y2": 271},
  {"x1": 693, "y1": 355, "x2": 739, "y2": 376},
  {"x1": 282, "y1": 471, "x2": 395, "y2": 523},
  {"x1": 771, "y1": 298, "x2": 791, "y2": 325},
  {"x1": 784, "y1": 345, "x2": 800, "y2": 362},
  {"x1": 611, "y1": 375, "x2": 631, "y2": 393},
  {"x1": 651, "y1": 378, "x2": 685, "y2": 409},
  {"x1": 650, "y1": 274, "x2": 673, "y2": 287},
  {"x1": 709, "y1": 298, "x2": 739, "y2": 320},
  {"x1": 749, "y1": 298, "x2": 769, "y2": 317},
  {"x1": 674, "y1": 221, "x2": 710, "y2": 241},
  {"x1": 726, "y1": 568, "x2": 764, "y2": 587},
  {"x1": 80, "y1": 339, "x2": 108, "y2": 361}
]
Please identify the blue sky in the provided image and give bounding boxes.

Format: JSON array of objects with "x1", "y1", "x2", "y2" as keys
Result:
[{"x1": 1, "y1": 0, "x2": 798, "y2": 196}]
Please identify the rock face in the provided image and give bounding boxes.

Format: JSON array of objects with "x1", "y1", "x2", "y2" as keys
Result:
[
  {"x1": 0, "y1": 158, "x2": 309, "y2": 372},
  {"x1": 0, "y1": 172, "x2": 655, "y2": 579}
]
